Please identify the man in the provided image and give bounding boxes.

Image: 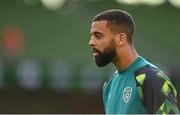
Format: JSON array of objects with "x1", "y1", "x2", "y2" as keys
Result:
[{"x1": 89, "y1": 9, "x2": 179, "y2": 114}]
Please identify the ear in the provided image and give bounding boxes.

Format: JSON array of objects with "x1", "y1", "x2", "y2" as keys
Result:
[{"x1": 115, "y1": 33, "x2": 127, "y2": 46}]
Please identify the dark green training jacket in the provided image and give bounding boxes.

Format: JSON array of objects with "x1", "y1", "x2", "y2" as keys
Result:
[{"x1": 103, "y1": 56, "x2": 179, "y2": 114}]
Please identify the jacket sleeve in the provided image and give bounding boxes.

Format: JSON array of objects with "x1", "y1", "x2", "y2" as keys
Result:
[{"x1": 142, "y1": 70, "x2": 179, "y2": 114}]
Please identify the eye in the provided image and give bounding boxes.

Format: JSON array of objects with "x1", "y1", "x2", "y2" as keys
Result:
[{"x1": 94, "y1": 32, "x2": 102, "y2": 39}]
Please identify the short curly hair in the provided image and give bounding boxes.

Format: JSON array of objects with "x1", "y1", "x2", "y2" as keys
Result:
[{"x1": 93, "y1": 9, "x2": 135, "y2": 44}]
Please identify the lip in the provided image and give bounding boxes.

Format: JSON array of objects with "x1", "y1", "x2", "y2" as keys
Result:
[
  {"x1": 92, "y1": 48, "x2": 100, "y2": 56},
  {"x1": 93, "y1": 52, "x2": 99, "y2": 56},
  {"x1": 92, "y1": 48, "x2": 99, "y2": 52}
]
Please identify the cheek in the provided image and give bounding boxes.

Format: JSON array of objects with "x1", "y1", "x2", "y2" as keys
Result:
[
  {"x1": 100, "y1": 43, "x2": 112, "y2": 53},
  {"x1": 99, "y1": 41, "x2": 109, "y2": 51},
  {"x1": 97, "y1": 36, "x2": 114, "y2": 52}
]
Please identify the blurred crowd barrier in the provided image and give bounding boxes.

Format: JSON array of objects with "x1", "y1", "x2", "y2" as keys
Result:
[
  {"x1": 0, "y1": 59, "x2": 115, "y2": 92},
  {"x1": 0, "y1": 58, "x2": 115, "y2": 113}
]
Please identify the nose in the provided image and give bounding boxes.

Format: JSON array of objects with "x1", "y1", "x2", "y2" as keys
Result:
[{"x1": 89, "y1": 37, "x2": 95, "y2": 47}]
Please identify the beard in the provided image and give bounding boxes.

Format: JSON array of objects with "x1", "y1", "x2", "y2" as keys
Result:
[{"x1": 93, "y1": 40, "x2": 116, "y2": 67}]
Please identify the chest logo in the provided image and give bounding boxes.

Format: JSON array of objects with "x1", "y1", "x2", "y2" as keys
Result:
[{"x1": 123, "y1": 87, "x2": 132, "y2": 103}]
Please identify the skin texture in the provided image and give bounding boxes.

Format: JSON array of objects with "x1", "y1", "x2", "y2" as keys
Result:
[{"x1": 89, "y1": 20, "x2": 139, "y2": 71}]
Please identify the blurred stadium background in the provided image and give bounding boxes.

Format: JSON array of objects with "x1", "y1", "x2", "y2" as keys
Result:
[{"x1": 0, "y1": 0, "x2": 180, "y2": 113}]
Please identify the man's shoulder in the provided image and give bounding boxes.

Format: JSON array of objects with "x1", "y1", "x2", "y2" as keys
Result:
[
  {"x1": 134, "y1": 64, "x2": 177, "y2": 97},
  {"x1": 133, "y1": 64, "x2": 178, "y2": 114},
  {"x1": 134, "y1": 64, "x2": 170, "y2": 82},
  {"x1": 135, "y1": 64, "x2": 159, "y2": 78},
  {"x1": 134, "y1": 64, "x2": 173, "y2": 94},
  {"x1": 134, "y1": 64, "x2": 167, "y2": 84}
]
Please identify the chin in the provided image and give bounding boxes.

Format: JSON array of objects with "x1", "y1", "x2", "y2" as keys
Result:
[
  {"x1": 95, "y1": 61, "x2": 110, "y2": 67},
  {"x1": 96, "y1": 64, "x2": 106, "y2": 67}
]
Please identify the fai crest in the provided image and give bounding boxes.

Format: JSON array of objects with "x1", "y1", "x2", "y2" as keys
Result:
[{"x1": 123, "y1": 87, "x2": 132, "y2": 103}]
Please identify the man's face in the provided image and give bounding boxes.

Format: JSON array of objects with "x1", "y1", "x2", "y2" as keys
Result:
[{"x1": 89, "y1": 21, "x2": 117, "y2": 67}]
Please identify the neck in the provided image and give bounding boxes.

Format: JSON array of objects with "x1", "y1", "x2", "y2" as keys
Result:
[{"x1": 112, "y1": 45, "x2": 139, "y2": 71}]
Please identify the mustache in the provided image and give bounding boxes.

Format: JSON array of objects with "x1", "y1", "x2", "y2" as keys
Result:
[{"x1": 92, "y1": 48, "x2": 101, "y2": 53}]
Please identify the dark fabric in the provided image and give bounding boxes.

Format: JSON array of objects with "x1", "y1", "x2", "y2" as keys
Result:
[
  {"x1": 142, "y1": 70, "x2": 165, "y2": 113},
  {"x1": 134, "y1": 65, "x2": 173, "y2": 113}
]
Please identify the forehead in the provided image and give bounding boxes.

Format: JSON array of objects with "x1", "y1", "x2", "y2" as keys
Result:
[{"x1": 90, "y1": 20, "x2": 110, "y2": 33}]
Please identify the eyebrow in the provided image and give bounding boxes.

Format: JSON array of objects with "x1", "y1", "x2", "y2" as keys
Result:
[{"x1": 90, "y1": 31, "x2": 103, "y2": 35}]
